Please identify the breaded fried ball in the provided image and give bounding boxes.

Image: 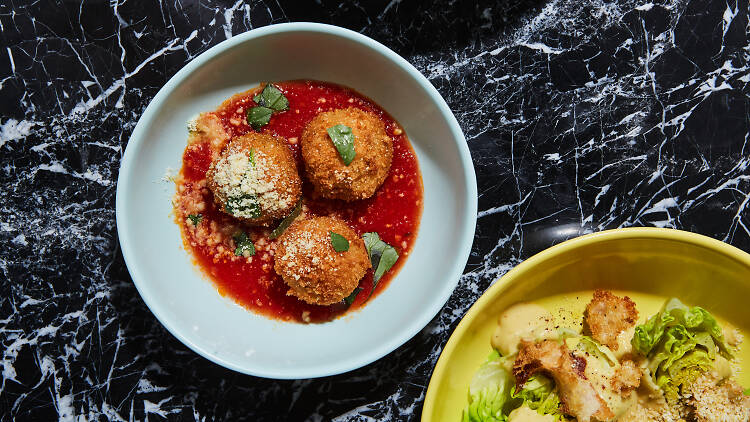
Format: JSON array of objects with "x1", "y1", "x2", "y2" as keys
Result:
[
  {"x1": 274, "y1": 216, "x2": 371, "y2": 305},
  {"x1": 301, "y1": 107, "x2": 393, "y2": 201},
  {"x1": 206, "y1": 132, "x2": 301, "y2": 226}
]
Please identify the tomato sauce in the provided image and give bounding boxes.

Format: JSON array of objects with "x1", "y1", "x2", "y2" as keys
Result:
[{"x1": 176, "y1": 80, "x2": 422, "y2": 323}]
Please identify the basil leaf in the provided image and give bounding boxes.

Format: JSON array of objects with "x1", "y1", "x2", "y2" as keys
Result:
[
  {"x1": 225, "y1": 194, "x2": 262, "y2": 219},
  {"x1": 363, "y1": 232, "x2": 399, "y2": 297},
  {"x1": 330, "y1": 231, "x2": 350, "y2": 252},
  {"x1": 253, "y1": 84, "x2": 289, "y2": 111},
  {"x1": 233, "y1": 232, "x2": 255, "y2": 257},
  {"x1": 327, "y1": 124, "x2": 356, "y2": 165},
  {"x1": 247, "y1": 106, "x2": 273, "y2": 131},
  {"x1": 363, "y1": 232, "x2": 386, "y2": 273},
  {"x1": 269, "y1": 200, "x2": 302, "y2": 239},
  {"x1": 374, "y1": 247, "x2": 398, "y2": 284},
  {"x1": 187, "y1": 214, "x2": 202, "y2": 226},
  {"x1": 343, "y1": 287, "x2": 363, "y2": 306}
]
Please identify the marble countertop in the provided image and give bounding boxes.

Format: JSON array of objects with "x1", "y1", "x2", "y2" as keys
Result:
[{"x1": 1, "y1": 0, "x2": 749, "y2": 420}]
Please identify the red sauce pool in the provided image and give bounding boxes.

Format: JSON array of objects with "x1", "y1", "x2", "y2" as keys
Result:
[{"x1": 176, "y1": 80, "x2": 423, "y2": 323}]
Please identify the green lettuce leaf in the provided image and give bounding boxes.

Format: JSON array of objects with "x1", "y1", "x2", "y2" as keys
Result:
[
  {"x1": 511, "y1": 375, "x2": 565, "y2": 420},
  {"x1": 632, "y1": 298, "x2": 732, "y2": 402},
  {"x1": 463, "y1": 352, "x2": 513, "y2": 422},
  {"x1": 576, "y1": 335, "x2": 618, "y2": 367}
]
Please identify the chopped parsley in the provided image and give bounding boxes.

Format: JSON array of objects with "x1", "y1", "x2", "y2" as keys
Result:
[
  {"x1": 233, "y1": 232, "x2": 255, "y2": 257},
  {"x1": 187, "y1": 214, "x2": 202, "y2": 226}
]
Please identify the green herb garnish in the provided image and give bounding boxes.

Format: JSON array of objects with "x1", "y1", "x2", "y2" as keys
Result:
[
  {"x1": 253, "y1": 84, "x2": 289, "y2": 111},
  {"x1": 327, "y1": 124, "x2": 356, "y2": 165},
  {"x1": 269, "y1": 200, "x2": 302, "y2": 240},
  {"x1": 225, "y1": 194, "x2": 262, "y2": 219},
  {"x1": 246, "y1": 84, "x2": 289, "y2": 130},
  {"x1": 233, "y1": 232, "x2": 255, "y2": 257},
  {"x1": 363, "y1": 232, "x2": 399, "y2": 297},
  {"x1": 343, "y1": 287, "x2": 363, "y2": 306},
  {"x1": 247, "y1": 106, "x2": 273, "y2": 131},
  {"x1": 330, "y1": 231, "x2": 350, "y2": 252},
  {"x1": 187, "y1": 214, "x2": 202, "y2": 226}
]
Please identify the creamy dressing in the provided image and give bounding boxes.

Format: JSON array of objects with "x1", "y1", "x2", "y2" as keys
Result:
[
  {"x1": 584, "y1": 356, "x2": 635, "y2": 418},
  {"x1": 724, "y1": 325, "x2": 743, "y2": 348},
  {"x1": 713, "y1": 355, "x2": 733, "y2": 380},
  {"x1": 491, "y1": 303, "x2": 556, "y2": 356},
  {"x1": 507, "y1": 405, "x2": 556, "y2": 421},
  {"x1": 487, "y1": 292, "x2": 747, "y2": 421},
  {"x1": 612, "y1": 326, "x2": 635, "y2": 359}
]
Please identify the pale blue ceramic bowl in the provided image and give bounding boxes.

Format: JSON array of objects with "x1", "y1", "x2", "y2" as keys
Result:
[{"x1": 116, "y1": 23, "x2": 477, "y2": 378}]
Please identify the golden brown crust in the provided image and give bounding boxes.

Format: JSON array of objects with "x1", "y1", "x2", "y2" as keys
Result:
[
  {"x1": 274, "y1": 216, "x2": 371, "y2": 305},
  {"x1": 300, "y1": 107, "x2": 393, "y2": 201},
  {"x1": 583, "y1": 289, "x2": 638, "y2": 351},
  {"x1": 206, "y1": 132, "x2": 302, "y2": 226},
  {"x1": 611, "y1": 359, "x2": 642, "y2": 395},
  {"x1": 513, "y1": 339, "x2": 614, "y2": 422}
]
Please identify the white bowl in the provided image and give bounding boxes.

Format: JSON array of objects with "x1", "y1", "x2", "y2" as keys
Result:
[{"x1": 116, "y1": 22, "x2": 477, "y2": 379}]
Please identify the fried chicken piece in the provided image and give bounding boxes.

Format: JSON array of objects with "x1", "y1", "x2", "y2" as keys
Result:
[
  {"x1": 513, "y1": 339, "x2": 615, "y2": 422},
  {"x1": 611, "y1": 359, "x2": 641, "y2": 395},
  {"x1": 584, "y1": 290, "x2": 638, "y2": 351}
]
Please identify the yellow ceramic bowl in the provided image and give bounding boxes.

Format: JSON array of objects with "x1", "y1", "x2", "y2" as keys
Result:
[{"x1": 422, "y1": 227, "x2": 750, "y2": 421}]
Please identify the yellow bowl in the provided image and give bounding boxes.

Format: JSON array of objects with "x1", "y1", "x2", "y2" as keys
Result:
[{"x1": 422, "y1": 227, "x2": 750, "y2": 421}]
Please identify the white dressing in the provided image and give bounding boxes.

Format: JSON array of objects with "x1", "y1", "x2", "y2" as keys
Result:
[
  {"x1": 507, "y1": 405, "x2": 555, "y2": 421},
  {"x1": 491, "y1": 303, "x2": 556, "y2": 356},
  {"x1": 713, "y1": 355, "x2": 733, "y2": 380},
  {"x1": 613, "y1": 325, "x2": 635, "y2": 359}
]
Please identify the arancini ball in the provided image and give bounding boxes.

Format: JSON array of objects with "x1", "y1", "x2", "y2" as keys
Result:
[
  {"x1": 206, "y1": 132, "x2": 301, "y2": 226},
  {"x1": 300, "y1": 107, "x2": 393, "y2": 201},
  {"x1": 274, "y1": 216, "x2": 371, "y2": 305}
]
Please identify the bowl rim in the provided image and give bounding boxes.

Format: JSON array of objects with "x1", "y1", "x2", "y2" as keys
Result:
[
  {"x1": 422, "y1": 227, "x2": 750, "y2": 419},
  {"x1": 115, "y1": 22, "x2": 478, "y2": 379}
]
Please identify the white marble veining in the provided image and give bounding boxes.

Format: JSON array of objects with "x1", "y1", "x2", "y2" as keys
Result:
[{"x1": 1, "y1": 0, "x2": 749, "y2": 419}]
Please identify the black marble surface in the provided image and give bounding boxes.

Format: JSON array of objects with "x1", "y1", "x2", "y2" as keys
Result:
[{"x1": 1, "y1": 0, "x2": 749, "y2": 420}]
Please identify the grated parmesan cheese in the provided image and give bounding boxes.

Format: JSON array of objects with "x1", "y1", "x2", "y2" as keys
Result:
[
  {"x1": 187, "y1": 115, "x2": 199, "y2": 132},
  {"x1": 211, "y1": 147, "x2": 294, "y2": 219}
]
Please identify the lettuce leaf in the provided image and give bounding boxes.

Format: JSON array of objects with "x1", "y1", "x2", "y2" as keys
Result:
[
  {"x1": 575, "y1": 336, "x2": 618, "y2": 367},
  {"x1": 463, "y1": 352, "x2": 514, "y2": 422},
  {"x1": 632, "y1": 298, "x2": 732, "y2": 402},
  {"x1": 511, "y1": 375, "x2": 565, "y2": 420}
]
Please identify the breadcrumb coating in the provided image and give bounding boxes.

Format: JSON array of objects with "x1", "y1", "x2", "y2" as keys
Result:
[
  {"x1": 612, "y1": 359, "x2": 642, "y2": 395},
  {"x1": 301, "y1": 107, "x2": 393, "y2": 201},
  {"x1": 584, "y1": 290, "x2": 638, "y2": 351},
  {"x1": 206, "y1": 132, "x2": 301, "y2": 226},
  {"x1": 683, "y1": 373, "x2": 750, "y2": 421},
  {"x1": 274, "y1": 216, "x2": 370, "y2": 305}
]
